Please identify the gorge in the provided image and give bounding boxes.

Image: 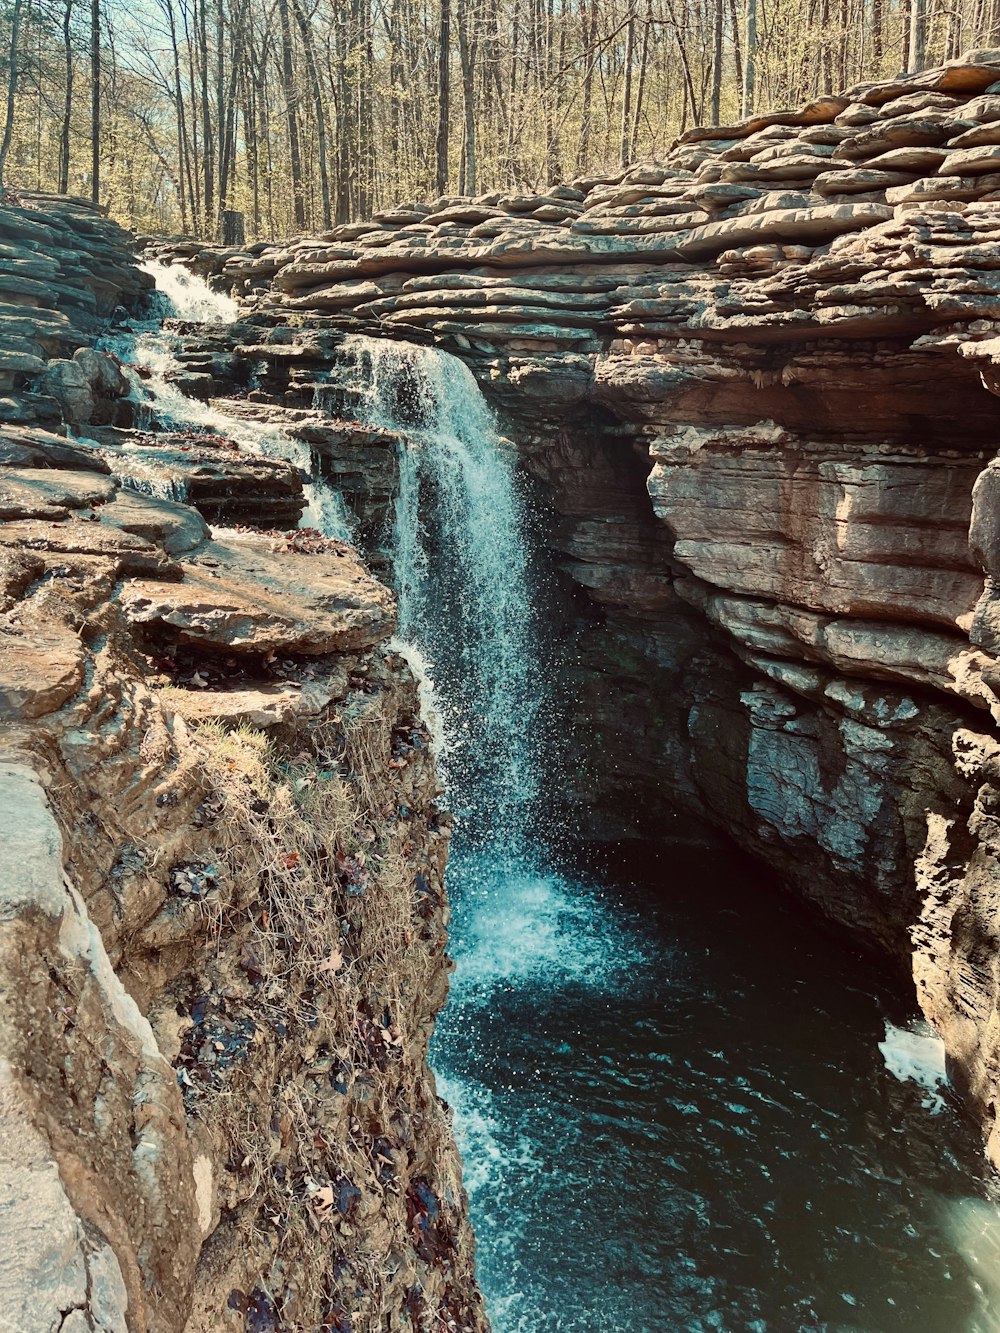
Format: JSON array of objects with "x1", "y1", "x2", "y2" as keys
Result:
[{"x1": 11, "y1": 45, "x2": 1000, "y2": 1333}]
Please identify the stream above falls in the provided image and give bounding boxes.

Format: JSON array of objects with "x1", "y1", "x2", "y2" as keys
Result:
[{"x1": 112, "y1": 268, "x2": 1000, "y2": 1333}]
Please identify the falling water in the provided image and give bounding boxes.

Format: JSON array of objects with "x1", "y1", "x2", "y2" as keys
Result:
[
  {"x1": 141, "y1": 258, "x2": 239, "y2": 324},
  {"x1": 334, "y1": 336, "x2": 544, "y2": 841}
]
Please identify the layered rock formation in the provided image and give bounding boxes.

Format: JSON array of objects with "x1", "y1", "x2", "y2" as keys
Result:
[
  {"x1": 146, "y1": 50, "x2": 1000, "y2": 1164},
  {"x1": 0, "y1": 202, "x2": 485, "y2": 1331},
  {"x1": 0, "y1": 195, "x2": 149, "y2": 427}
]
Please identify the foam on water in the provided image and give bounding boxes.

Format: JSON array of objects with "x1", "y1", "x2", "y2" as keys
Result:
[
  {"x1": 447, "y1": 862, "x2": 630, "y2": 998},
  {"x1": 879, "y1": 1018, "x2": 948, "y2": 1111}
]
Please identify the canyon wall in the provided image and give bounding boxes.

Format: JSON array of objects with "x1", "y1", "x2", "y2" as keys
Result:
[
  {"x1": 14, "y1": 44, "x2": 1000, "y2": 1316},
  {"x1": 0, "y1": 200, "x2": 485, "y2": 1331},
  {"x1": 150, "y1": 49, "x2": 1000, "y2": 1162}
]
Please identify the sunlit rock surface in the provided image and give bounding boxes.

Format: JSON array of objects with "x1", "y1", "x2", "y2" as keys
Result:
[{"x1": 0, "y1": 199, "x2": 485, "y2": 1332}]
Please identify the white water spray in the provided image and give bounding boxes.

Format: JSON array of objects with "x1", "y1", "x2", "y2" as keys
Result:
[
  {"x1": 337, "y1": 334, "x2": 545, "y2": 845},
  {"x1": 141, "y1": 259, "x2": 239, "y2": 323}
]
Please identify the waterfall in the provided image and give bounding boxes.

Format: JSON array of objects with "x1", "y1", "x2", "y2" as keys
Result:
[
  {"x1": 335, "y1": 335, "x2": 638, "y2": 1333},
  {"x1": 336, "y1": 335, "x2": 544, "y2": 849},
  {"x1": 102, "y1": 263, "x2": 353, "y2": 540},
  {"x1": 140, "y1": 259, "x2": 239, "y2": 323}
]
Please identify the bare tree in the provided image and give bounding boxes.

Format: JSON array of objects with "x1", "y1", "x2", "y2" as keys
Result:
[{"x1": 435, "y1": 0, "x2": 451, "y2": 193}]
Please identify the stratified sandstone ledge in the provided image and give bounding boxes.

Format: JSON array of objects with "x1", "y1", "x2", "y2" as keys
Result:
[
  {"x1": 0, "y1": 199, "x2": 486, "y2": 1332},
  {"x1": 0, "y1": 459, "x2": 485, "y2": 1331}
]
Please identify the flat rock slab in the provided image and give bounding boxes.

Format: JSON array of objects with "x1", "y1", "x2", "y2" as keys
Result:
[
  {"x1": 164, "y1": 679, "x2": 337, "y2": 728},
  {"x1": 0, "y1": 517, "x2": 178, "y2": 577},
  {"x1": 0, "y1": 427, "x2": 111, "y2": 472},
  {"x1": 96, "y1": 435, "x2": 306, "y2": 527},
  {"x1": 99, "y1": 489, "x2": 210, "y2": 556},
  {"x1": 0, "y1": 621, "x2": 86, "y2": 719},
  {"x1": 0, "y1": 468, "x2": 116, "y2": 520},
  {"x1": 120, "y1": 534, "x2": 395, "y2": 654}
]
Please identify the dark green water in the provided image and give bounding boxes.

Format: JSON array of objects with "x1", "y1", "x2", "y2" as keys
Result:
[{"x1": 433, "y1": 844, "x2": 1000, "y2": 1333}]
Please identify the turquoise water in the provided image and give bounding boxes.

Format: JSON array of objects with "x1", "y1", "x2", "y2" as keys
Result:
[{"x1": 434, "y1": 844, "x2": 1000, "y2": 1332}]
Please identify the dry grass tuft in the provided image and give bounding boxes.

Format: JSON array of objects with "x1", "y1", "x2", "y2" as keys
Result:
[{"x1": 176, "y1": 670, "x2": 473, "y2": 1330}]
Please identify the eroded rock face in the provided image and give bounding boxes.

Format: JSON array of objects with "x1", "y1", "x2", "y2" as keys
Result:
[
  {"x1": 0, "y1": 450, "x2": 484, "y2": 1330},
  {"x1": 120, "y1": 533, "x2": 395, "y2": 655},
  {"x1": 0, "y1": 197, "x2": 149, "y2": 424},
  {"x1": 0, "y1": 196, "x2": 486, "y2": 1331}
]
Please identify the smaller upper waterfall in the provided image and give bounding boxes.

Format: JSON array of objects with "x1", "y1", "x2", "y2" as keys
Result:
[
  {"x1": 140, "y1": 259, "x2": 239, "y2": 324},
  {"x1": 102, "y1": 263, "x2": 353, "y2": 540}
]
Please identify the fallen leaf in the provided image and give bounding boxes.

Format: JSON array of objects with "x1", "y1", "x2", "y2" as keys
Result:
[
  {"x1": 318, "y1": 947, "x2": 344, "y2": 975},
  {"x1": 311, "y1": 1185, "x2": 335, "y2": 1216}
]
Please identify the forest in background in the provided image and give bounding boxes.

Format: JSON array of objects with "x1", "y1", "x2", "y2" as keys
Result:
[{"x1": 0, "y1": 0, "x2": 996, "y2": 239}]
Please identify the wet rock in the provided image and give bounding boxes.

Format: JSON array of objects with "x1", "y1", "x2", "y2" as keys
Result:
[
  {"x1": 95, "y1": 431, "x2": 307, "y2": 529},
  {"x1": 99, "y1": 489, "x2": 210, "y2": 556},
  {"x1": 40, "y1": 358, "x2": 94, "y2": 425},
  {"x1": 0, "y1": 621, "x2": 87, "y2": 719},
  {"x1": 0, "y1": 467, "x2": 116, "y2": 520},
  {"x1": 0, "y1": 425, "x2": 112, "y2": 471}
]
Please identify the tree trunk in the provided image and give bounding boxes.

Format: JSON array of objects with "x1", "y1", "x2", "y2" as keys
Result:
[
  {"x1": 59, "y1": 0, "x2": 74, "y2": 194},
  {"x1": 910, "y1": 0, "x2": 926, "y2": 69},
  {"x1": 219, "y1": 209, "x2": 245, "y2": 243},
  {"x1": 198, "y1": 0, "x2": 214, "y2": 229},
  {"x1": 872, "y1": 0, "x2": 883, "y2": 67},
  {"x1": 291, "y1": 0, "x2": 332, "y2": 226},
  {"x1": 742, "y1": 0, "x2": 756, "y2": 117},
  {"x1": 710, "y1": 0, "x2": 723, "y2": 124},
  {"x1": 435, "y1": 0, "x2": 451, "y2": 194},
  {"x1": 728, "y1": 0, "x2": 743, "y2": 93},
  {"x1": 276, "y1": 0, "x2": 306, "y2": 227},
  {"x1": 576, "y1": 0, "x2": 597, "y2": 171},
  {"x1": 162, "y1": 0, "x2": 190, "y2": 233},
  {"x1": 630, "y1": 0, "x2": 651, "y2": 160},
  {"x1": 457, "y1": 0, "x2": 477, "y2": 194},
  {"x1": 619, "y1": 4, "x2": 635, "y2": 167},
  {"x1": 90, "y1": 0, "x2": 100, "y2": 203},
  {"x1": 0, "y1": 0, "x2": 24, "y2": 196}
]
